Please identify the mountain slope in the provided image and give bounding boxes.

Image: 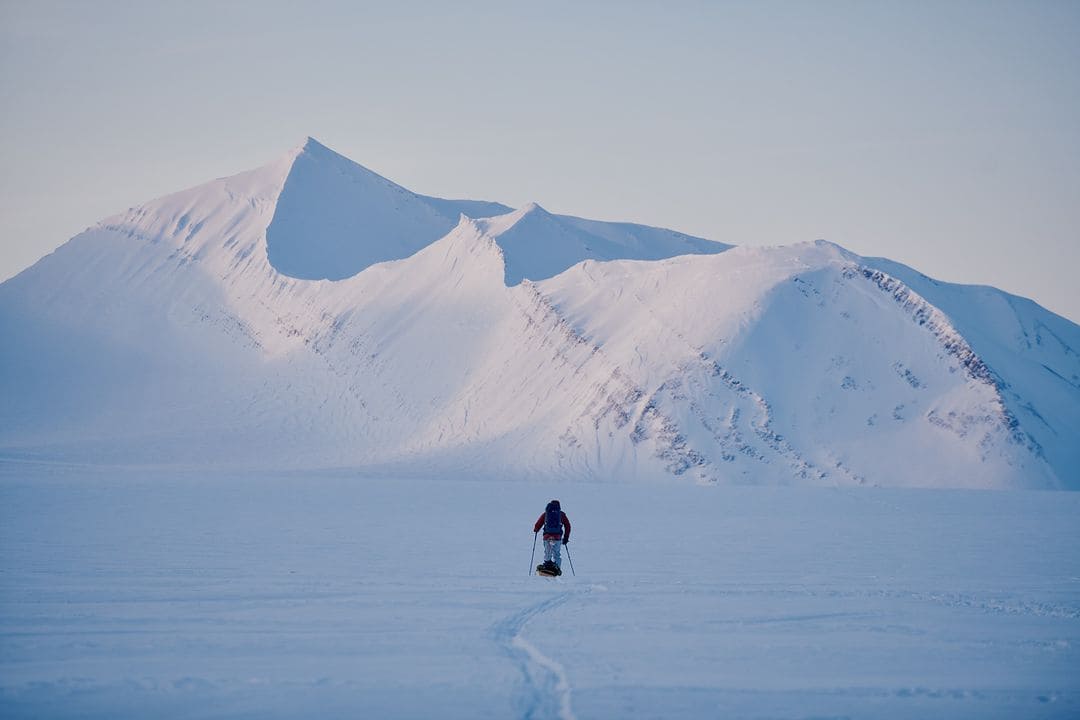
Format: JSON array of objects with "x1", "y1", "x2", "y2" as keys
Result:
[
  {"x1": 538, "y1": 241, "x2": 1065, "y2": 487},
  {"x1": 0, "y1": 139, "x2": 1076, "y2": 488},
  {"x1": 862, "y1": 257, "x2": 1080, "y2": 481}
]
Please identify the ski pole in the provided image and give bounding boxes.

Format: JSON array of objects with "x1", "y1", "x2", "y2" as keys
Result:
[
  {"x1": 564, "y1": 543, "x2": 576, "y2": 576},
  {"x1": 529, "y1": 531, "x2": 538, "y2": 576}
]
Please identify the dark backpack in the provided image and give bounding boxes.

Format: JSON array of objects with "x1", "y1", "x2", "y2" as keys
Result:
[{"x1": 543, "y1": 501, "x2": 562, "y2": 536}]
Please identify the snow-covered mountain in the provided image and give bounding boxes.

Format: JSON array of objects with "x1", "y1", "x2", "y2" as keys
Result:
[{"x1": 1, "y1": 138, "x2": 1077, "y2": 489}]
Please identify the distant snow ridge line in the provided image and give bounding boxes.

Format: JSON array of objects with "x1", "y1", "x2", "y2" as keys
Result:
[{"x1": 0, "y1": 137, "x2": 1077, "y2": 488}]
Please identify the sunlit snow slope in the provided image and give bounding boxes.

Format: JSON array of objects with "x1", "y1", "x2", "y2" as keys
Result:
[{"x1": 0, "y1": 138, "x2": 1076, "y2": 488}]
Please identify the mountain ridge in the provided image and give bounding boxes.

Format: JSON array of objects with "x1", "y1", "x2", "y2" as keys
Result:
[{"x1": 1, "y1": 138, "x2": 1076, "y2": 488}]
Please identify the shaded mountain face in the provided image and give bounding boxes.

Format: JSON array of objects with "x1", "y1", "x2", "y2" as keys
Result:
[
  {"x1": 1, "y1": 138, "x2": 1077, "y2": 488},
  {"x1": 266, "y1": 139, "x2": 513, "y2": 280}
]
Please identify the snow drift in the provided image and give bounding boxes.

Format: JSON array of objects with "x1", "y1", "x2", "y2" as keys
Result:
[{"x1": 1, "y1": 138, "x2": 1077, "y2": 489}]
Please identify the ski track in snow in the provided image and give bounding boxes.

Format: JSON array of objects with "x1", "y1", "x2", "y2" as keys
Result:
[{"x1": 493, "y1": 586, "x2": 588, "y2": 720}]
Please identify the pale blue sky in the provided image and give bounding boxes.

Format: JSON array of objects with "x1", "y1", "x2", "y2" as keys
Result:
[{"x1": 2, "y1": 0, "x2": 1078, "y2": 320}]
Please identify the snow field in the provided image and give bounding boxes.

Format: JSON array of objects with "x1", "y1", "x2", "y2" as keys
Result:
[{"x1": 1, "y1": 465, "x2": 1077, "y2": 719}]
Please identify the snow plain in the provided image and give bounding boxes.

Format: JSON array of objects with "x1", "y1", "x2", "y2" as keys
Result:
[{"x1": 2, "y1": 465, "x2": 1077, "y2": 719}]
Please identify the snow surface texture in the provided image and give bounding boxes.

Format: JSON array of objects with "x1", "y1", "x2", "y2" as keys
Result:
[
  {"x1": 0, "y1": 137, "x2": 1077, "y2": 488},
  {"x1": 1, "y1": 469, "x2": 1078, "y2": 719}
]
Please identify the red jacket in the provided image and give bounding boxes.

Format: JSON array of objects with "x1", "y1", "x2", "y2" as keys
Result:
[{"x1": 534, "y1": 511, "x2": 571, "y2": 542}]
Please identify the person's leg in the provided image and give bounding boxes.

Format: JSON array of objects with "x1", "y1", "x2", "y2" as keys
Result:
[
  {"x1": 544, "y1": 538, "x2": 555, "y2": 563},
  {"x1": 553, "y1": 540, "x2": 562, "y2": 568}
]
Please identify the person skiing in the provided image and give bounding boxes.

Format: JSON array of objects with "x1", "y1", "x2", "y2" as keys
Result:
[{"x1": 533, "y1": 499, "x2": 571, "y2": 576}]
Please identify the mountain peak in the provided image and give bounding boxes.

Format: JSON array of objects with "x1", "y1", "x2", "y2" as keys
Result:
[
  {"x1": 474, "y1": 201, "x2": 556, "y2": 239},
  {"x1": 293, "y1": 136, "x2": 360, "y2": 165},
  {"x1": 284, "y1": 136, "x2": 390, "y2": 183},
  {"x1": 519, "y1": 201, "x2": 549, "y2": 216}
]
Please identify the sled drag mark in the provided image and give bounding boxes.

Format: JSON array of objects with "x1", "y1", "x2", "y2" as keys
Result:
[{"x1": 492, "y1": 589, "x2": 580, "y2": 720}]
